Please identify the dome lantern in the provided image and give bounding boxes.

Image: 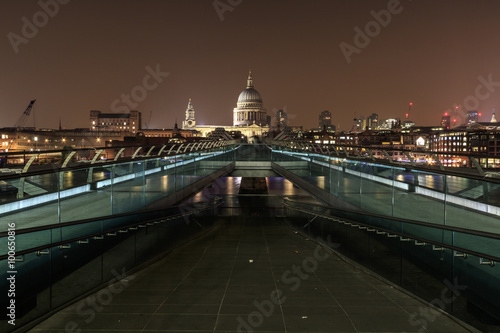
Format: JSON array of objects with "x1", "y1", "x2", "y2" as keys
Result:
[{"x1": 247, "y1": 69, "x2": 253, "y2": 89}]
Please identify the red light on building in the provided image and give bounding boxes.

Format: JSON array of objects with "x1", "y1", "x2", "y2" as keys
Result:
[
  {"x1": 444, "y1": 112, "x2": 448, "y2": 116},
  {"x1": 453, "y1": 119, "x2": 457, "y2": 123}
]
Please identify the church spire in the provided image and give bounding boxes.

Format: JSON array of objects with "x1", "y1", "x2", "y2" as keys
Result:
[
  {"x1": 182, "y1": 98, "x2": 196, "y2": 129},
  {"x1": 492, "y1": 107, "x2": 497, "y2": 123},
  {"x1": 246, "y1": 69, "x2": 253, "y2": 89}
]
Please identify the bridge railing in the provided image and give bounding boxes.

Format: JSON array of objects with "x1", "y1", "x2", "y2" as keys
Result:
[
  {"x1": 0, "y1": 141, "x2": 237, "y2": 230},
  {"x1": 271, "y1": 144, "x2": 500, "y2": 234},
  {"x1": 284, "y1": 197, "x2": 500, "y2": 329},
  {"x1": 269, "y1": 139, "x2": 500, "y2": 175},
  {"x1": 0, "y1": 140, "x2": 239, "y2": 174},
  {"x1": 0, "y1": 198, "x2": 222, "y2": 333}
]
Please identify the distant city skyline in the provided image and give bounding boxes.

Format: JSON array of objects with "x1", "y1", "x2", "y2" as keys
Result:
[{"x1": 2, "y1": 0, "x2": 500, "y2": 131}]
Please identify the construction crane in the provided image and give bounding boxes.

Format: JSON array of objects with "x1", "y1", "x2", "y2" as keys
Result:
[
  {"x1": 14, "y1": 99, "x2": 36, "y2": 128},
  {"x1": 406, "y1": 102, "x2": 412, "y2": 120}
]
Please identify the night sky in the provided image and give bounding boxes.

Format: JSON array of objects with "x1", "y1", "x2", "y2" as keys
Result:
[{"x1": 2, "y1": 0, "x2": 500, "y2": 131}]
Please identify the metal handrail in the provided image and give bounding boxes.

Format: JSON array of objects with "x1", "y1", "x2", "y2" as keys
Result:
[
  {"x1": 0, "y1": 140, "x2": 239, "y2": 178},
  {"x1": 270, "y1": 139, "x2": 500, "y2": 161},
  {"x1": 0, "y1": 141, "x2": 238, "y2": 180},
  {"x1": 271, "y1": 144, "x2": 500, "y2": 183},
  {"x1": 283, "y1": 199, "x2": 500, "y2": 263},
  {"x1": 0, "y1": 198, "x2": 223, "y2": 261},
  {"x1": 283, "y1": 198, "x2": 500, "y2": 240},
  {"x1": 0, "y1": 198, "x2": 221, "y2": 237}
]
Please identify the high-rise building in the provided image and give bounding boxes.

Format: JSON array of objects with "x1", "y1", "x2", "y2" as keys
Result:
[
  {"x1": 319, "y1": 110, "x2": 335, "y2": 131},
  {"x1": 366, "y1": 113, "x2": 378, "y2": 130},
  {"x1": 441, "y1": 113, "x2": 451, "y2": 129},
  {"x1": 466, "y1": 110, "x2": 479, "y2": 125},
  {"x1": 276, "y1": 109, "x2": 288, "y2": 129},
  {"x1": 266, "y1": 115, "x2": 272, "y2": 127},
  {"x1": 352, "y1": 115, "x2": 365, "y2": 131},
  {"x1": 377, "y1": 118, "x2": 398, "y2": 130}
]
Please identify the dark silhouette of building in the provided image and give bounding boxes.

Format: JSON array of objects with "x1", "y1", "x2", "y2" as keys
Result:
[
  {"x1": 441, "y1": 113, "x2": 451, "y2": 129},
  {"x1": 319, "y1": 110, "x2": 335, "y2": 132},
  {"x1": 466, "y1": 110, "x2": 479, "y2": 125},
  {"x1": 276, "y1": 109, "x2": 288, "y2": 129},
  {"x1": 366, "y1": 113, "x2": 378, "y2": 130}
]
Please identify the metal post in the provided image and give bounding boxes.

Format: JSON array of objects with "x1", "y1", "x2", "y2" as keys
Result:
[
  {"x1": 110, "y1": 164, "x2": 115, "y2": 215},
  {"x1": 443, "y1": 174, "x2": 448, "y2": 226},
  {"x1": 470, "y1": 156, "x2": 485, "y2": 177},
  {"x1": 57, "y1": 169, "x2": 61, "y2": 224},
  {"x1": 382, "y1": 150, "x2": 394, "y2": 163},
  {"x1": 142, "y1": 160, "x2": 146, "y2": 208},
  {"x1": 114, "y1": 148, "x2": 126, "y2": 161},
  {"x1": 60, "y1": 151, "x2": 77, "y2": 190},
  {"x1": 86, "y1": 149, "x2": 103, "y2": 186},
  {"x1": 17, "y1": 154, "x2": 40, "y2": 198},
  {"x1": 430, "y1": 153, "x2": 445, "y2": 171},
  {"x1": 391, "y1": 168, "x2": 395, "y2": 217},
  {"x1": 146, "y1": 146, "x2": 155, "y2": 157}
]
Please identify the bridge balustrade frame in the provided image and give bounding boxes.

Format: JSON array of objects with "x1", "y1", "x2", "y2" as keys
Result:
[{"x1": 0, "y1": 141, "x2": 239, "y2": 227}]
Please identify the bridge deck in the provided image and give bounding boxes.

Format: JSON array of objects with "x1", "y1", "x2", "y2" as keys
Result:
[
  {"x1": 3, "y1": 145, "x2": 497, "y2": 332},
  {"x1": 29, "y1": 185, "x2": 475, "y2": 333}
]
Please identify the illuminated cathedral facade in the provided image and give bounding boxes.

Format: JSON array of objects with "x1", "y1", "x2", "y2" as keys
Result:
[
  {"x1": 181, "y1": 71, "x2": 269, "y2": 138},
  {"x1": 233, "y1": 71, "x2": 267, "y2": 126}
]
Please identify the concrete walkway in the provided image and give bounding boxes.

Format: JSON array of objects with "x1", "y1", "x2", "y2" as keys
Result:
[{"x1": 29, "y1": 214, "x2": 476, "y2": 332}]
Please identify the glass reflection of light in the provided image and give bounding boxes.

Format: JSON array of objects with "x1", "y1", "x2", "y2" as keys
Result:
[
  {"x1": 95, "y1": 171, "x2": 105, "y2": 181},
  {"x1": 283, "y1": 179, "x2": 294, "y2": 195},
  {"x1": 264, "y1": 177, "x2": 301, "y2": 195},
  {"x1": 316, "y1": 176, "x2": 326, "y2": 190},
  {"x1": 266, "y1": 177, "x2": 276, "y2": 194},
  {"x1": 422, "y1": 174, "x2": 442, "y2": 190},
  {"x1": 226, "y1": 177, "x2": 235, "y2": 194},
  {"x1": 226, "y1": 177, "x2": 240, "y2": 195},
  {"x1": 234, "y1": 177, "x2": 242, "y2": 194},
  {"x1": 193, "y1": 191, "x2": 204, "y2": 202},
  {"x1": 160, "y1": 175, "x2": 168, "y2": 191}
]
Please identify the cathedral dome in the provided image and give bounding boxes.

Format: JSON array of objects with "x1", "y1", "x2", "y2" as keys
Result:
[
  {"x1": 233, "y1": 70, "x2": 267, "y2": 127},
  {"x1": 238, "y1": 87, "x2": 262, "y2": 103},
  {"x1": 236, "y1": 70, "x2": 263, "y2": 105}
]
